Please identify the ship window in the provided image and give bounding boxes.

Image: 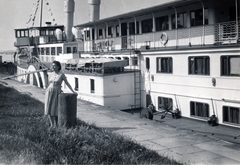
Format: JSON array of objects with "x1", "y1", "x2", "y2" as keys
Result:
[
  {"x1": 47, "y1": 30, "x2": 54, "y2": 36},
  {"x1": 51, "y1": 47, "x2": 55, "y2": 55},
  {"x1": 142, "y1": 18, "x2": 153, "y2": 33},
  {"x1": 41, "y1": 48, "x2": 45, "y2": 55},
  {"x1": 158, "y1": 97, "x2": 173, "y2": 111},
  {"x1": 172, "y1": 12, "x2": 187, "y2": 29},
  {"x1": 221, "y1": 56, "x2": 240, "y2": 76},
  {"x1": 146, "y1": 57, "x2": 150, "y2": 70},
  {"x1": 98, "y1": 29, "x2": 103, "y2": 39},
  {"x1": 190, "y1": 101, "x2": 209, "y2": 118},
  {"x1": 157, "y1": 57, "x2": 172, "y2": 73},
  {"x1": 46, "y1": 48, "x2": 50, "y2": 55},
  {"x1": 131, "y1": 57, "x2": 138, "y2": 66},
  {"x1": 189, "y1": 56, "x2": 210, "y2": 75},
  {"x1": 155, "y1": 16, "x2": 169, "y2": 31},
  {"x1": 25, "y1": 30, "x2": 29, "y2": 37},
  {"x1": 90, "y1": 79, "x2": 95, "y2": 93},
  {"x1": 17, "y1": 31, "x2": 20, "y2": 37},
  {"x1": 16, "y1": 31, "x2": 21, "y2": 37},
  {"x1": 84, "y1": 30, "x2": 90, "y2": 41},
  {"x1": 116, "y1": 25, "x2": 119, "y2": 37},
  {"x1": 67, "y1": 47, "x2": 71, "y2": 53},
  {"x1": 223, "y1": 106, "x2": 240, "y2": 125},
  {"x1": 40, "y1": 30, "x2": 46, "y2": 36},
  {"x1": 74, "y1": 77, "x2": 79, "y2": 91},
  {"x1": 190, "y1": 9, "x2": 208, "y2": 26},
  {"x1": 73, "y1": 47, "x2": 77, "y2": 53},
  {"x1": 129, "y1": 21, "x2": 139, "y2": 35},
  {"x1": 108, "y1": 26, "x2": 113, "y2": 37},
  {"x1": 21, "y1": 31, "x2": 25, "y2": 37},
  {"x1": 57, "y1": 47, "x2": 62, "y2": 55}
]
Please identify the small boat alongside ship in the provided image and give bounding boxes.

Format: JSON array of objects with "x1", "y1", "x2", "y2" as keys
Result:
[{"x1": 13, "y1": 0, "x2": 240, "y2": 128}]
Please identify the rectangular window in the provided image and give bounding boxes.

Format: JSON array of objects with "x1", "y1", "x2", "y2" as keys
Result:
[
  {"x1": 129, "y1": 22, "x2": 135, "y2": 35},
  {"x1": 129, "y1": 22, "x2": 139, "y2": 35},
  {"x1": 84, "y1": 30, "x2": 90, "y2": 40},
  {"x1": 108, "y1": 26, "x2": 113, "y2": 37},
  {"x1": 189, "y1": 56, "x2": 210, "y2": 75},
  {"x1": 223, "y1": 106, "x2": 240, "y2": 124},
  {"x1": 191, "y1": 9, "x2": 208, "y2": 26},
  {"x1": 74, "y1": 77, "x2": 79, "y2": 91},
  {"x1": 57, "y1": 47, "x2": 62, "y2": 55},
  {"x1": 21, "y1": 31, "x2": 25, "y2": 37},
  {"x1": 40, "y1": 30, "x2": 46, "y2": 36},
  {"x1": 73, "y1": 47, "x2": 77, "y2": 53},
  {"x1": 46, "y1": 48, "x2": 50, "y2": 55},
  {"x1": 172, "y1": 13, "x2": 187, "y2": 29},
  {"x1": 41, "y1": 48, "x2": 45, "y2": 55},
  {"x1": 190, "y1": 101, "x2": 209, "y2": 118},
  {"x1": 98, "y1": 29, "x2": 103, "y2": 39},
  {"x1": 90, "y1": 79, "x2": 95, "y2": 93},
  {"x1": 91, "y1": 28, "x2": 95, "y2": 40},
  {"x1": 16, "y1": 31, "x2": 21, "y2": 38},
  {"x1": 116, "y1": 25, "x2": 119, "y2": 37},
  {"x1": 47, "y1": 30, "x2": 54, "y2": 36},
  {"x1": 25, "y1": 30, "x2": 29, "y2": 37},
  {"x1": 157, "y1": 57, "x2": 172, "y2": 73},
  {"x1": 155, "y1": 16, "x2": 169, "y2": 31},
  {"x1": 142, "y1": 18, "x2": 153, "y2": 33},
  {"x1": 132, "y1": 57, "x2": 138, "y2": 66},
  {"x1": 51, "y1": 47, "x2": 55, "y2": 55},
  {"x1": 158, "y1": 97, "x2": 173, "y2": 111},
  {"x1": 67, "y1": 47, "x2": 71, "y2": 53},
  {"x1": 221, "y1": 56, "x2": 240, "y2": 76},
  {"x1": 146, "y1": 57, "x2": 150, "y2": 70}
]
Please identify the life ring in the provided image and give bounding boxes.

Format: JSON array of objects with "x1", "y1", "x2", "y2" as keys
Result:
[{"x1": 160, "y1": 32, "x2": 168, "y2": 45}]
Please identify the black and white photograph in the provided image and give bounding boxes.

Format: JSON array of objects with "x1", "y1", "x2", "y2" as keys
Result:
[{"x1": 0, "y1": 0, "x2": 240, "y2": 164}]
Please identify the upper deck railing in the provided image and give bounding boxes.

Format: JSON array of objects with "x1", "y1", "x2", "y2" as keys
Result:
[{"x1": 81, "y1": 20, "x2": 240, "y2": 53}]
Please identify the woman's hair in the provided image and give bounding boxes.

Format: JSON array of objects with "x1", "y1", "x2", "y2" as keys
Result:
[{"x1": 52, "y1": 61, "x2": 61, "y2": 71}]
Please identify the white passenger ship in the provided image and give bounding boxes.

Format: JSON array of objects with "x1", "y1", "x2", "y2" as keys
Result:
[{"x1": 14, "y1": 0, "x2": 240, "y2": 128}]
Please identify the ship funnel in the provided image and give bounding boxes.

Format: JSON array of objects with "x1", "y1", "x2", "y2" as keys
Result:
[
  {"x1": 64, "y1": 0, "x2": 75, "y2": 42},
  {"x1": 88, "y1": 0, "x2": 101, "y2": 22}
]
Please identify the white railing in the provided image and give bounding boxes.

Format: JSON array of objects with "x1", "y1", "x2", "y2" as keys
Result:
[{"x1": 82, "y1": 21, "x2": 239, "y2": 52}]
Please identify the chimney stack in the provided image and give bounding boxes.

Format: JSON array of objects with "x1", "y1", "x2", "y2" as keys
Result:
[
  {"x1": 64, "y1": 0, "x2": 75, "y2": 42},
  {"x1": 88, "y1": 0, "x2": 101, "y2": 22}
]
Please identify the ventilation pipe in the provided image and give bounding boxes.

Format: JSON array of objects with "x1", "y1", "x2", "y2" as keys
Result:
[
  {"x1": 64, "y1": 0, "x2": 75, "y2": 42},
  {"x1": 88, "y1": 0, "x2": 101, "y2": 22}
]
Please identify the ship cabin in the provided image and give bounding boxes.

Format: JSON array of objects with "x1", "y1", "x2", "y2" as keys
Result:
[
  {"x1": 74, "y1": 0, "x2": 240, "y2": 127},
  {"x1": 14, "y1": 23, "x2": 80, "y2": 64},
  {"x1": 75, "y1": 0, "x2": 239, "y2": 53}
]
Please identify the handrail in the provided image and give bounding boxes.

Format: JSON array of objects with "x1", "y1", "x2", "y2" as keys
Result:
[{"x1": 82, "y1": 21, "x2": 239, "y2": 52}]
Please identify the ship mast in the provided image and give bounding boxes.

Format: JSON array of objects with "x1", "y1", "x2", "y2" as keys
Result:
[{"x1": 40, "y1": 0, "x2": 43, "y2": 27}]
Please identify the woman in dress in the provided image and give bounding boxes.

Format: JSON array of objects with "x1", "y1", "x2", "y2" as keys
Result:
[{"x1": 45, "y1": 61, "x2": 77, "y2": 127}]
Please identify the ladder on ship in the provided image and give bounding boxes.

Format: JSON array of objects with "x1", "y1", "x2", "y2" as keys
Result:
[{"x1": 129, "y1": 49, "x2": 141, "y2": 111}]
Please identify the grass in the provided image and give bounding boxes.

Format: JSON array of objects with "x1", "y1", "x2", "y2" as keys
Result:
[{"x1": 0, "y1": 84, "x2": 183, "y2": 164}]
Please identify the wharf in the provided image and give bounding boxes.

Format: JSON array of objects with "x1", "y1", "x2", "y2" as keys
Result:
[{"x1": 1, "y1": 75, "x2": 240, "y2": 165}]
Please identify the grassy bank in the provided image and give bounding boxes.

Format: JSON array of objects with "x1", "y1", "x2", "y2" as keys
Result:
[{"x1": 0, "y1": 84, "x2": 182, "y2": 164}]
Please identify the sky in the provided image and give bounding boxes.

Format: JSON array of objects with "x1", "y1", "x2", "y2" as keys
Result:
[{"x1": 0, "y1": 0, "x2": 172, "y2": 51}]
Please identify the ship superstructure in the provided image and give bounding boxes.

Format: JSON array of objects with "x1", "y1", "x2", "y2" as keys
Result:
[{"x1": 14, "y1": 0, "x2": 240, "y2": 127}]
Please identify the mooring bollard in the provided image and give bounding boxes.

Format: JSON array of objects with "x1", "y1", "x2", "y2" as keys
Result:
[{"x1": 58, "y1": 93, "x2": 77, "y2": 127}]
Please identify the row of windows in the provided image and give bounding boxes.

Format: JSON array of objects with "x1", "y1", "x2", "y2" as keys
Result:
[
  {"x1": 146, "y1": 55, "x2": 240, "y2": 76},
  {"x1": 74, "y1": 78, "x2": 94, "y2": 93},
  {"x1": 16, "y1": 29, "x2": 59, "y2": 38},
  {"x1": 158, "y1": 97, "x2": 240, "y2": 125},
  {"x1": 35, "y1": 46, "x2": 77, "y2": 55},
  {"x1": 84, "y1": 8, "x2": 208, "y2": 40}
]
